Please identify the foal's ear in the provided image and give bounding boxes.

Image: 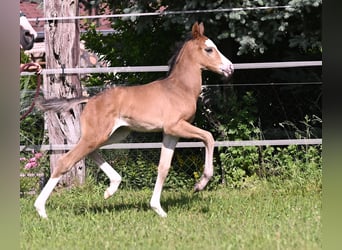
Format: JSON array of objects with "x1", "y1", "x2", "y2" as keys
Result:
[{"x1": 192, "y1": 22, "x2": 205, "y2": 38}]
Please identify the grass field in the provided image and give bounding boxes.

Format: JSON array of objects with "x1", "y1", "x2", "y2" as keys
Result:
[{"x1": 20, "y1": 180, "x2": 321, "y2": 250}]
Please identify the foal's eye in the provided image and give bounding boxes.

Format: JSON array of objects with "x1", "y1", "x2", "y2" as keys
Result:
[{"x1": 205, "y1": 47, "x2": 214, "y2": 53}]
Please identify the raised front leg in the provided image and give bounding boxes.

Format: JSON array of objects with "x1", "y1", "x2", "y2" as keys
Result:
[
  {"x1": 165, "y1": 120, "x2": 215, "y2": 192},
  {"x1": 150, "y1": 134, "x2": 179, "y2": 217}
]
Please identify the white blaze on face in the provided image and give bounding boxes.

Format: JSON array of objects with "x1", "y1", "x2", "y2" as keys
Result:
[
  {"x1": 205, "y1": 39, "x2": 218, "y2": 50},
  {"x1": 205, "y1": 39, "x2": 234, "y2": 77}
]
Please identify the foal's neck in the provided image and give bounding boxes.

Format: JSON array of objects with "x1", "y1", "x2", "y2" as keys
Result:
[{"x1": 167, "y1": 53, "x2": 203, "y2": 99}]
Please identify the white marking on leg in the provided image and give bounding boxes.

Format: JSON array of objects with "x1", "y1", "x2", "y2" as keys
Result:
[
  {"x1": 150, "y1": 173, "x2": 168, "y2": 218},
  {"x1": 34, "y1": 177, "x2": 61, "y2": 218},
  {"x1": 150, "y1": 137, "x2": 177, "y2": 217},
  {"x1": 100, "y1": 162, "x2": 122, "y2": 199},
  {"x1": 150, "y1": 171, "x2": 168, "y2": 218}
]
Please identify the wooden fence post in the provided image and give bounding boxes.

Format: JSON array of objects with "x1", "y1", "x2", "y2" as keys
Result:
[{"x1": 43, "y1": 0, "x2": 85, "y2": 186}]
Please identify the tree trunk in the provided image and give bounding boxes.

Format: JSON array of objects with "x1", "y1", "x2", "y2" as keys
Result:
[{"x1": 44, "y1": 0, "x2": 85, "y2": 186}]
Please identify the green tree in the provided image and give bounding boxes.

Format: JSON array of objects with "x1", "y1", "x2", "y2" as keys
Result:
[{"x1": 83, "y1": 0, "x2": 321, "y2": 59}]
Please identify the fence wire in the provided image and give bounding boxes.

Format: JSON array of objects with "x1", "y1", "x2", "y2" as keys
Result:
[{"x1": 26, "y1": 6, "x2": 294, "y2": 22}]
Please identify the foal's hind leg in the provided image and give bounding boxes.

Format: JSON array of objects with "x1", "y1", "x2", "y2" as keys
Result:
[
  {"x1": 34, "y1": 138, "x2": 98, "y2": 218},
  {"x1": 89, "y1": 151, "x2": 122, "y2": 199},
  {"x1": 90, "y1": 127, "x2": 130, "y2": 199}
]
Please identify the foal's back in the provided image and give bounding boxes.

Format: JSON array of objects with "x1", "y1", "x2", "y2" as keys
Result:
[{"x1": 81, "y1": 77, "x2": 197, "y2": 135}]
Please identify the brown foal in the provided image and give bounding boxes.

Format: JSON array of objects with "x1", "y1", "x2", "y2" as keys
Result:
[{"x1": 34, "y1": 22, "x2": 234, "y2": 218}]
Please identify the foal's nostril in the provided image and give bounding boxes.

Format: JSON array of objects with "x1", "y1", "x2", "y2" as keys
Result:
[{"x1": 24, "y1": 29, "x2": 33, "y2": 37}]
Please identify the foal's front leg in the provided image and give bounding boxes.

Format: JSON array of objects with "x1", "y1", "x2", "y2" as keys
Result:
[
  {"x1": 150, "y1": 135, "x2": 178, "y2": 217},
  {"x1": 166, "y1": 120, "x2": 215, "y2": 192}
]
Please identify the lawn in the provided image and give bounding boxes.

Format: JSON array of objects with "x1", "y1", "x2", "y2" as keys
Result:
[{"x1": 20, "y1": 181, "x2": 321, "y2": 250}]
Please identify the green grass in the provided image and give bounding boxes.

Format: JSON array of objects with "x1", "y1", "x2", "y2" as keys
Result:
[{"x1": 20, "y1": 181, "x2": 321, "y2": 250}]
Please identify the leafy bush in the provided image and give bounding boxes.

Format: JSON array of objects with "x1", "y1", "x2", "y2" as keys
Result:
[
  {"x1": 219, "y1": 144, "x2": 322, "y2": 189},
  {"x1": 201, "y1": 89, "x2": 322, "y2": 189}
]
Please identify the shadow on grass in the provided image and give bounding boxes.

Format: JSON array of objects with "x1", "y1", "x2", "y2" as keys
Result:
[{"x1": 70, "y1": 190, "x2": 207, "y2": 216}]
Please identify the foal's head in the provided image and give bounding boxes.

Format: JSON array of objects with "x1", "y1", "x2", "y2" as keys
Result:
[{"x1": 185, "y1": 22, "x2": 234, "y2": 78}]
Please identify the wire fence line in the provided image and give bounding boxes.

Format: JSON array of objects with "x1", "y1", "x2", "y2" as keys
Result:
[
  {"x1": 20, "y1": 61, "x2": 322, "y2": 150},
  {"x1": 206, "y1": 82, "x2": 322, "y2": 87},
  {"x1": 19, "y1": 139, "x2": 322, "y2": 152},
  {"x1": 19, "y1": 82, "x2": 322, "y2": 96},
  {"x1": 26, "y1": 6, "x2": 294, "y2": 22},
  {"x1": 20, "y1": 61, "x2": 322, "y2": 76}
]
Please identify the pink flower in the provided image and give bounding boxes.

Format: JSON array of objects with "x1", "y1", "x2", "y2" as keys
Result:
[
  {"x1": 21, "y1": 152, "x2": 43, "y2": 170},
  {"x1": 29, "y1": 157, "x2": 37, "y2": 163},
  {"x1": 34, "y1": 152, "x2": 43, "y2": 159},
  {"x1": 24, "y1": 161, "x2": 38, "y2": 169}
]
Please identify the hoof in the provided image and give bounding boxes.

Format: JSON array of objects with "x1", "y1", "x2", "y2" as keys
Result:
[
  {"x1": 150, "y1": 202, "x2": 168, "y2": 218},
  {"x1": 194, "y1": 183, "x2": 202, "y2": 193},
  {"x1": 104, "y1": 189, "x2": 112, "y2": 200},
  {"x1": 34, "y1": 204, "x2": 48, "y2": 219},
  {"x1": 104, "y1": 182, "x2": 120, "y2": 199},
  {"x1": 151, "y1": 206, "x2": 168, "y2": 218}
]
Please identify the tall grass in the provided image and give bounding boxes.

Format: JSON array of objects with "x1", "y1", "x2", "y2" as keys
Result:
[{"x1": 20, "y1": 179, "x2": 321, "y2": 250}]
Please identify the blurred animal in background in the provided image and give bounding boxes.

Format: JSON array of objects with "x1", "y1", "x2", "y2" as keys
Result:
[
  {"x1": 20, "y1": 11, "x2": 37, "y2": 51},
  {"x1": 20, "y1": 11, "x2": 41, "y2": 74}
]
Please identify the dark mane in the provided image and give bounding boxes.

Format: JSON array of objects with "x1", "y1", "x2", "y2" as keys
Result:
[{"x1": 167, "y1": 35, "x2": 192, "y2": 76}]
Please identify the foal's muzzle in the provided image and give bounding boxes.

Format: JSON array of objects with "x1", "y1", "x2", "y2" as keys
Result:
[
  {"x1": 221, "y1": 63, "x2": 234, "y2": 77},
  {"x1": 20, "y1": 29, "x2": 35, "y2": 50}
]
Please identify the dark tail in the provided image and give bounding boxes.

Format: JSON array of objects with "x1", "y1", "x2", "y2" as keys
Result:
[{"x1": 36, "y1": 96, "x2": 89, "y2": 113}]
